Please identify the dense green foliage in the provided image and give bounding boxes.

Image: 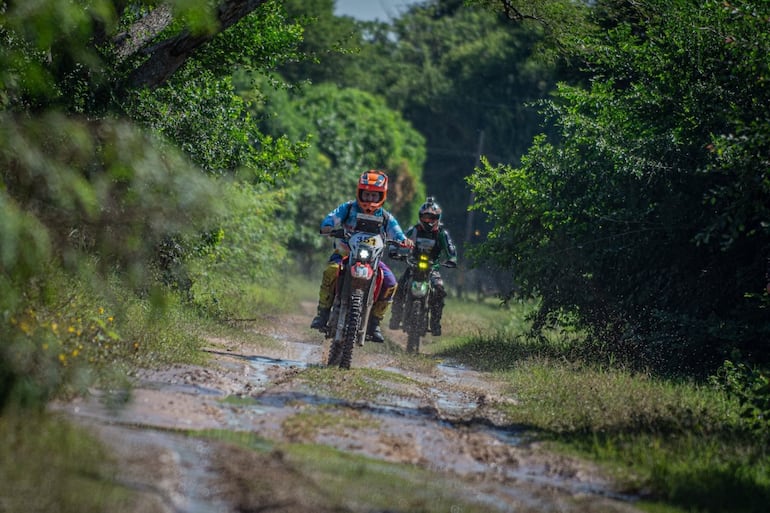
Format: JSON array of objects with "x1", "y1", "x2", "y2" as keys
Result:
[
  {"x1": 3, "y1": 0, "x2": 769, "y2": 417},
  {"x1": 469, "y1": 0, "x2": 770, "y2": 374},
  {"x1": 0, "y1": 0, "x2": 309, "y2": 410},
  {"x1": 252, "y1": 81, "x2": 426, "y2": 266}
]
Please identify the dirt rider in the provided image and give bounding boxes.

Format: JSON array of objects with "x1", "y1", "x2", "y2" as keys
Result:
[
  {"x1": 310, "y1": 170, "x2": 413, "y2": 343},
  {"x1": 389, "y1": 196, "x2": 457, "y2": 336}
]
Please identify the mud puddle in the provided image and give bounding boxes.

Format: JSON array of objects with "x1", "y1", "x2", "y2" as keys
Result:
[{"x1": 53, "y1": 306, "x2": 644, "y2": 513}]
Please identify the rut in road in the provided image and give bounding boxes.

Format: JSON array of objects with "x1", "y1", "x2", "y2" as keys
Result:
[{"x1": 52, "y1": 302, "x2": 645, "y2": 513}]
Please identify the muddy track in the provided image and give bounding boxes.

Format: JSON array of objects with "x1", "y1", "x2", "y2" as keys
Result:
[{"x1": 52, "y1": 301, "x2": 645, "y2": 513}]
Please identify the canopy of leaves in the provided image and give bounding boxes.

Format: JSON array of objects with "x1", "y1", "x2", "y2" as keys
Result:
[
  {"x1": 469, "y1": 0, "x2": 770, "y2": 374},
  {"x1": 0, "y1": 0, "x2": 313, "y2": 409},
  {"x1": 246, "y1": 77, "x2": 426, "y2": 264}
]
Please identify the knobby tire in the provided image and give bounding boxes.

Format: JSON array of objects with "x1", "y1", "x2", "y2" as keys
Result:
[
  {"x1": 406, "y1": 299, "x2": 422, "y2": 354},
  {"x1": 340, "y1": 289, "x2": 364, "y2": 369}
]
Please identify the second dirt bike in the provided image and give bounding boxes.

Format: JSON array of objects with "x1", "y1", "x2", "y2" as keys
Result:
[
  {"x1": 323, "y1": 214, "x2": 387, "y2": 369},
  {"x1": 390, "y1": 237, "x2": 452, "y2": 354}
]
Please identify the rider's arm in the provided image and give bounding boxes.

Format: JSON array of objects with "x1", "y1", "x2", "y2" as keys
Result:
[
  {"x1": 385, "y1": 210, "x2": 408, "y2": 243},
  {"x1": 440, "y1": 228, "x2": 458, "y2": 266},
  {"x1": 320, "y1": 201, "x2": 353, "y2": 233}
]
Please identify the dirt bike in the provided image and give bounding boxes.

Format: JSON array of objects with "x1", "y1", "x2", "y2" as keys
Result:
[
  {"x1": 322, "y1": 214, "x2": 388, "y2": 369},
  {"x1": 390, "y1": 237, "x2": 454, "y2": 354}
]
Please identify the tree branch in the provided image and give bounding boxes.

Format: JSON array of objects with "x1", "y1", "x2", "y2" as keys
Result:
[
  {"x1": 499, "y1": 0, "x2": 544, "y2": 23},
  {"x1": 123, "y1": 0, "x2": 269, "y2": 90}
]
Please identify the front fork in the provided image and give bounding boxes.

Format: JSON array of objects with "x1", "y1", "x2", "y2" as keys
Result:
[{"x1": 331, "y1": 261, "x2": 377, "y2": 344}]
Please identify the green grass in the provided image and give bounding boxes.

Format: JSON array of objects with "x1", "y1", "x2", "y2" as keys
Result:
[
  {"x1": 0, "y1": 412, "x2": 134, "y2": 513},
  {"x1": 295, "y1": 366, "x2": 422, "y2": 403},
  {"x1": 434, "y1": 306, "x2": 770, "y2": 513}
]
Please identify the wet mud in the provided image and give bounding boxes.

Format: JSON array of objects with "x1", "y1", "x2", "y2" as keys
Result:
[{"x1": 52, "y1": 302, "x2": 645, "y2": 513}]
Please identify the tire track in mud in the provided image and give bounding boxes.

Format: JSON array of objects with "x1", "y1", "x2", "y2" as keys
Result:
[{"x1": 52, "y1": 303, "x2": 645, "y2": 513}]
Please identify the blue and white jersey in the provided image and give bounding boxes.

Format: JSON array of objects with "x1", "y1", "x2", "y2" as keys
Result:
[{"x1": 321, "y1": 200, "x2": 407, "y2": 256}]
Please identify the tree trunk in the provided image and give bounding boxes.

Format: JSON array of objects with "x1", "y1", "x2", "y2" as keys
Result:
[{"x1": 120, "y1": 0, "x2": 270, "y2": 90}]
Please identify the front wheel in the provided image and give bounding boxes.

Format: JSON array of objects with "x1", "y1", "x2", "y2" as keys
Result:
[
  {"x1": 327, "y1": 337, "x2": 342, "y2": 367},
  {"x1": 339, "y1": 289, "x2": 364, "y2": 369},
  {"x1": 405, "y1": 299, "x2": 423, "y2": 354},
  {"x1": 326, "y1": 306, "x2": 343, "y2": 366}
]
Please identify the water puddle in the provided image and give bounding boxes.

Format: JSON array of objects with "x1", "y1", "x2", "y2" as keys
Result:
[
  {"x1": 247, "y1": 354, "x2": 309, "y2": 368},
  {"x1": 430, "y1": 386, "x2": 480, "y2": 416},
  {"x1": 96, "y1": 425, "x2": 230, "y2": 513},
  {"x1": 62, "y1": 340, "x2": 641, "y2": 512}
]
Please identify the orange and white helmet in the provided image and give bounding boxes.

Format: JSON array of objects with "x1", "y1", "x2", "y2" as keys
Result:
[{"x1": 357, "y1": 170, "x2": 388, "y2": 214}]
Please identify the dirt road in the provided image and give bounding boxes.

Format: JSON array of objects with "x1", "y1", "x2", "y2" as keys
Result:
[{"x1": 53, "y1": 301, "x2": 645, "y2": 513}]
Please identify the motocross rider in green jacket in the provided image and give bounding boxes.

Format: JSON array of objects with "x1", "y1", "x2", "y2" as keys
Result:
[{"x1": 389, "y1": 197, "x2": 457, "y2": 336}]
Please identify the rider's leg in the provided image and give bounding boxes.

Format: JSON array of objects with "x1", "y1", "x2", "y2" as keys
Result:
[
  {"x1": 388, "y1": 268, "x2": 410, "y2": 329},
  {"x1": 429, "y1": 271, "x2": 447, "y2": 336},
  {"x1": 311, "y1": 255, "x2": 341, "y2": 329},
  {"x1": 368, "y1": 262, "x2": 397, "y2": 342}
]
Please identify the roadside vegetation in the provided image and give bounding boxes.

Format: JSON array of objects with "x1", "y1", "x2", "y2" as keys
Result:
[{"x1": 435, "y1": 297, "x2": 770, "y2": 513}]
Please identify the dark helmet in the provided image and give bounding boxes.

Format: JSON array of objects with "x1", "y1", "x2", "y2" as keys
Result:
[{"x1": 419, "y1": 196, "x2": 442, "y2": 231}]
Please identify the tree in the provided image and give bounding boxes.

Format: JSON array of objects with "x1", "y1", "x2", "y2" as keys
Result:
[
  {"x1": 0, "y1": 0, "x2": 312, "y2": 409},
  {"x1": 246, "y1": 79, "x2": 426, "y2": 269},
  {"x1": 469, "y1": 0, "x2": 770, "y2": 374}
]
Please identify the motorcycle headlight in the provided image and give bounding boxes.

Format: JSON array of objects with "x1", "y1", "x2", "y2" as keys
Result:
[
  {"x1": 357, "y1": 248, "x2": 371, "y2": 260},
  {"x1": 417, "y1": 254, "x2": 430, "y2": 270}
]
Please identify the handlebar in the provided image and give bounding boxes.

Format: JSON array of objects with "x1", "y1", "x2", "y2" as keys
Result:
[
  {"x1": 387, "y1": 247, "x2": 457, "y2": 269},
  {"x1": 322, "y1": 228, "x2": 397, "y2": 244}
]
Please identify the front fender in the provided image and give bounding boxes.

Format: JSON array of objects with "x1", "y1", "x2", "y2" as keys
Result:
[
  {"x1": 350, "y1": 262, "x2": 374, "y2": 280},
  {"x1": 410, "y1": 280, "x2": 430, "y2": 299}
]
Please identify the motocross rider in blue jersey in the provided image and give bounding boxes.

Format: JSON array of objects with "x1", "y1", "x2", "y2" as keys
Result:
[
  {"x1": 310, "y1": 170, "x2": 413, "y2": 343},
  {"x1": 389, "y1": 196, "x2": 457, "y2": 336}
]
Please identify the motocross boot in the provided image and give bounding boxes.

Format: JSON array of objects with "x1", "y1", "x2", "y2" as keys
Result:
[
  {"x1": 367, "y1": 316, "x2": 385, "y2": 343},
  {"x1": 388, "y1": 303, "x2": 402, "y2": 330},
  {"x1": 310, "y1": 307, "x2": 330, "y2": 330},
  {"x1": 430, "y1": 304, "x2": 444, "y2": 336}
]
